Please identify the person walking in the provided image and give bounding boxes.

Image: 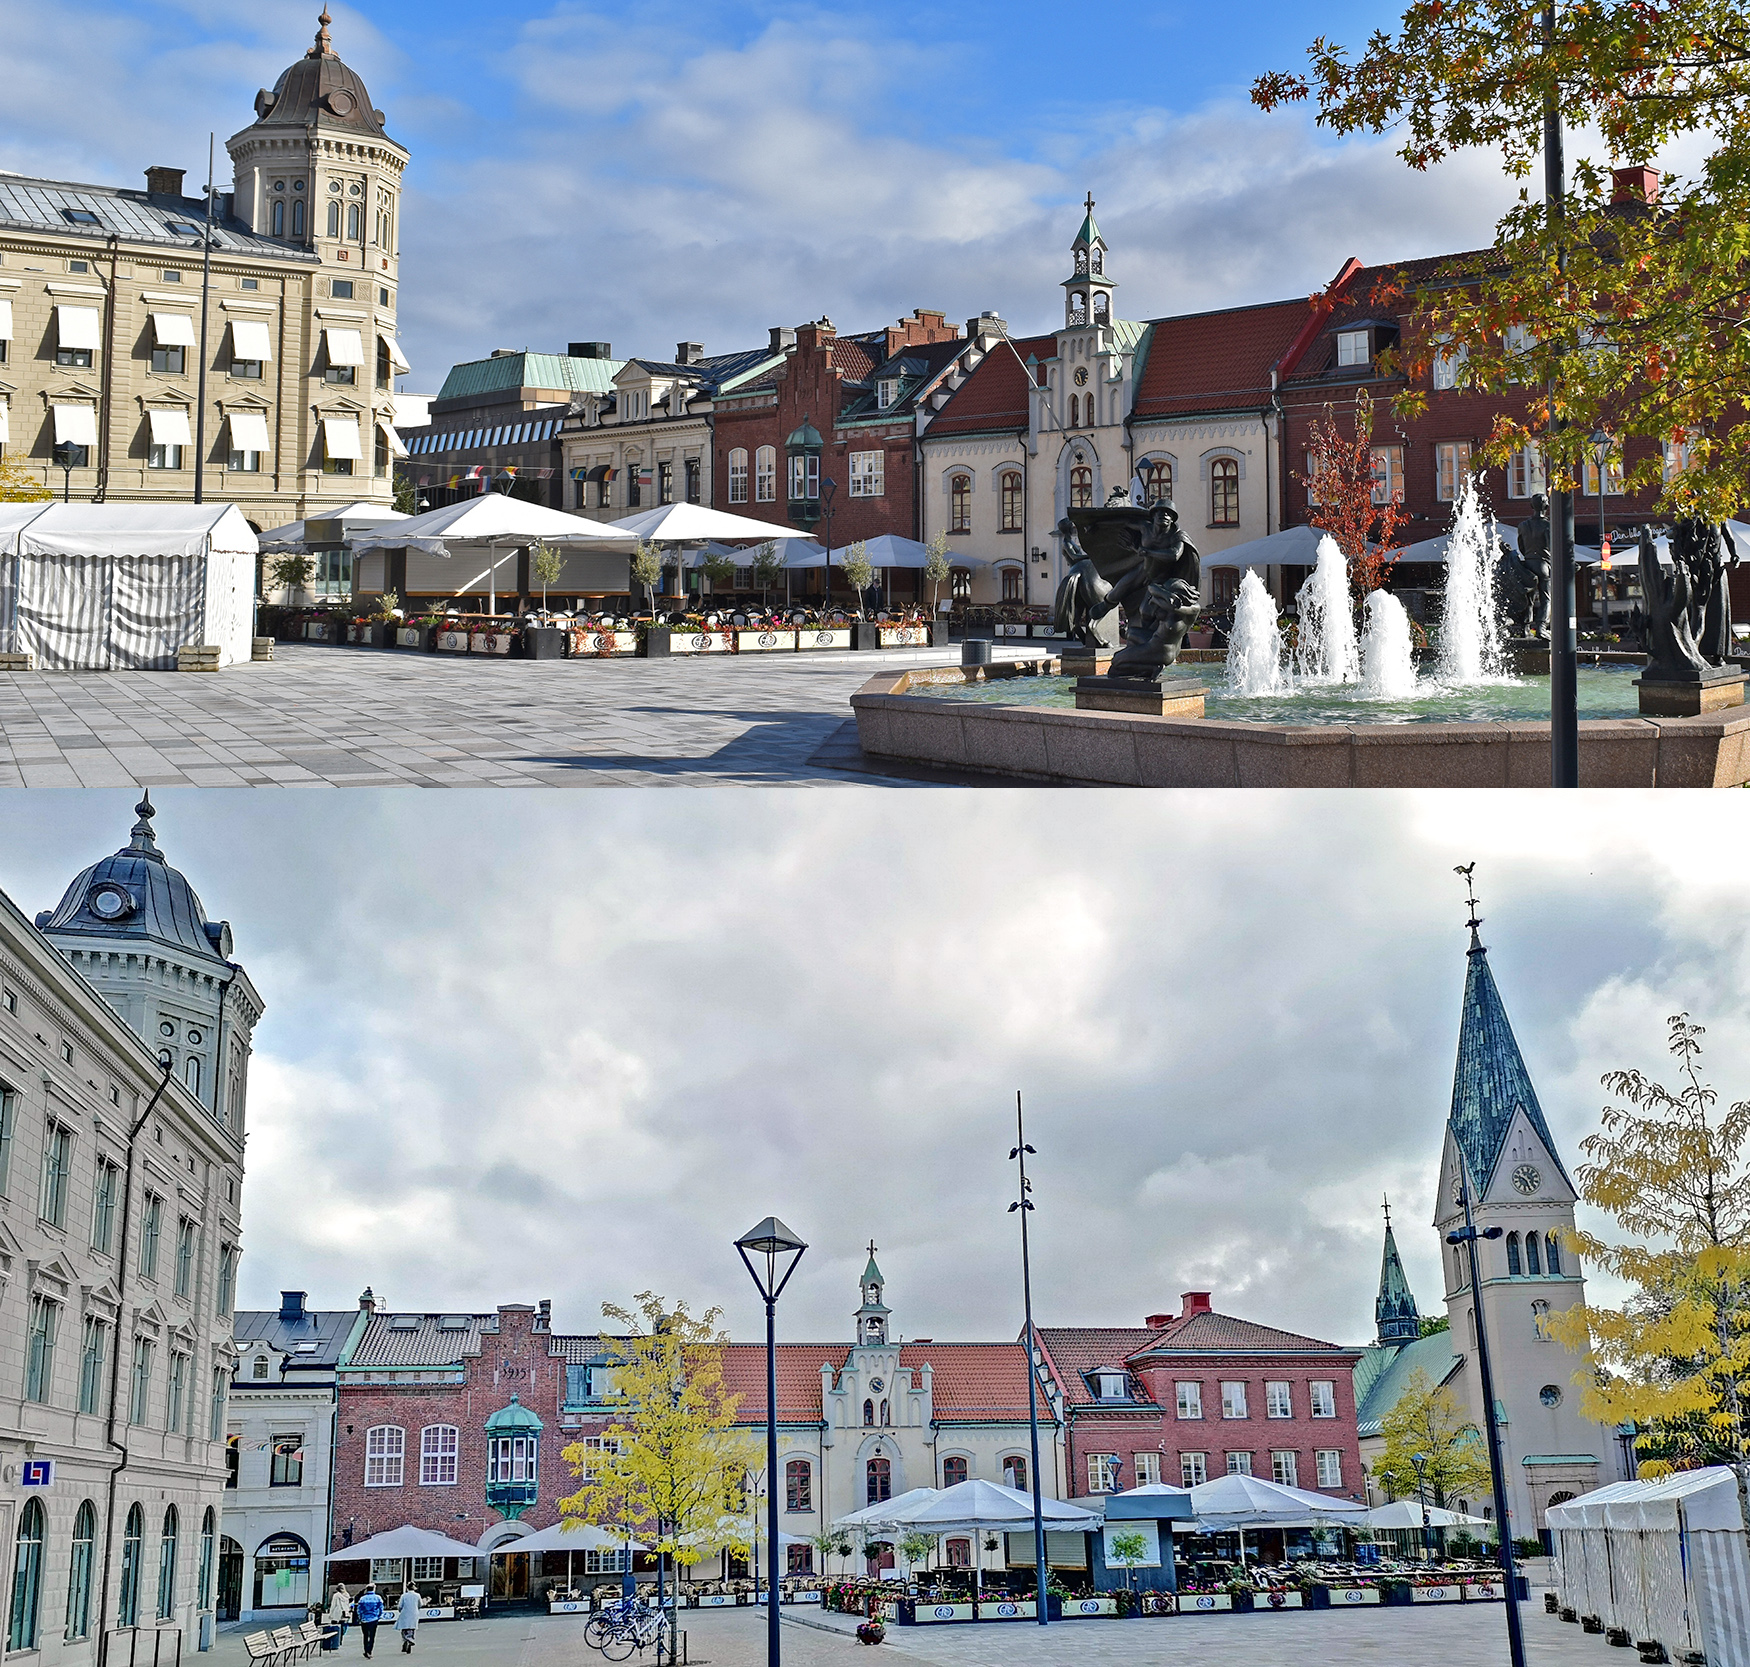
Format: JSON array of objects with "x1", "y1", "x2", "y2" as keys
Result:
[
  {"x1": 396, "y1": 1585, "x2": 421, "y2": 1653},
  {"x1": 326, "y1": 1584, "x2": 352, "y2": 1649},
  {"x1": 354, "y1": 1584, "x2": 384, "y2": 1658}
]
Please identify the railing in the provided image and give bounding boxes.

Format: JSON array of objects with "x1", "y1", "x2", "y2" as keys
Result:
[{"x1": 100, "y1": 1625, "x2": 183, "y2": 1667}]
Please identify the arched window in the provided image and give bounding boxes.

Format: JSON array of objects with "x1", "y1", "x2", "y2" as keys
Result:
[
  {"x1": 271, "y1": 200, "x2": 284, "y2": 238},
  {"x1": 347, "y1": 203, "x2": 361, "y2": 242},
  {"x1": 1142, "y1": 461, "x2": 1173, "y2": 505},
  {"x1": 1467, "y1": 1307, "x2": 1477, "y2": 1349},
  {"x1": 8, "y1": 1498, "x2": 43, "y2": 1650},
  {"x1": 291, "y1": 200, "x2": 305, "y2": 239},
  {"x1": 327, "y1": 201, "x2": 341, "y2": 239},
  {"x1": 865, "y1": 1457, "x2": 891, "y2": 1505},
  {"x1": 364, "y1": 1425, "x2": 405, "y2": 1486},
  {"x1": 879, "y1": 1399, "x2": 890, "y2": 1426},
  {"x1": 755, "y1": 446, "x2": 776, "y2": 502},
  {"x1": 728, "y1": 448, "x2": 749, "y2": 504},
  {"x1": 1532, "y1": 1299, "x2": 1551, "y2": 1340},
  {"x1": 1506, "y1": 1233, "x2": 1522, "y2": 1275},
  {"x1": 1069, "y1": 466, "x2": 1093, "y2": 510},
  {"x1": 1001, "y1": 567, "x2": 1023, "y2": 602},
  {"x1": 1525, "y1": 1233, "x2": 1541, "y2": 1276},
  {"x1": 1003, "y1": 1455, "x2": 1027, "y2": 1491},
  {"x1": 119, "y1": 1504, "x2": 143, "y2": 1627},
  {"x1": 420, "y1": 1425, "x2": 459, "y2": 1485},
  {"x1": 1000, "y1": 471, "x2": 1022, "y2": 531},
  {"x1": 185, "y1": 1056, "x2": 201, "y2": 1095},
  {"x1": 1546, "y1": 1232, "x2": 1562, "y2": 1275},
  {"x1": 1210, "y1": 457, "x2": 1240, "y2": 527},
  {"x1": 949, "y1": 474, "x2": 971, "y2": 533},
  {"x1": 251, "y1": 1533, "x2": 310, "y2": 1611},
  {"x1": 1069, "y1": 291, "x2": 1087, "y2": 325},
  {"x1": 785, "y1": 1459, "x2": 812, "y2": 1513},
  {"x1": 1067, "y1": 394, "x2": 1079, "y2": 428},
  {"x1": 942, "y1": 1456, "x2": 968, "y2": 1487},
  {"x1": 863, "y1": 1399, "x2": 875, "y2": 1428},
  {"x1": 951, "y1": 567, "x2": 971, "y2": 601},
  {"x1": 945, "y1": 1538, "x2": 971, "y2": 1567},
  {"x1": 1091, "y1": 248, "x2": 1104, "y2": 275},
  {"x1": 67, "y1": 1500, "x2": 96, "y2": 1639},
  {"x1": 1093, "y1": 293, "x2": 1109, "y2": 323},
  {"x1": 158, "y1": 1505, "x2": 178, "y2": 1620},
  {"x1": 198, "y1": 1508, "x2": 215, "y2": 1614},
  {"x1": 1549, "y1": 1490, "x2": 1577, "y2": 1508}
]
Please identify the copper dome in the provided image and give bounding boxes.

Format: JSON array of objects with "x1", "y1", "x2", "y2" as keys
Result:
[{"x1": 250, "y1": 10, "x2": 390, "y2": 138}]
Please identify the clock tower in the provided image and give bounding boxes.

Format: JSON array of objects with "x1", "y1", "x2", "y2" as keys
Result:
[{"x1": 1433, "y1": 908, "x2": 1618, "y2": 1540}]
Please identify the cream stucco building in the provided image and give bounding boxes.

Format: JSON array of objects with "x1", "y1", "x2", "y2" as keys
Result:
[{"x1": 0, "y1": 10, "x2": 409, "y2": 536}]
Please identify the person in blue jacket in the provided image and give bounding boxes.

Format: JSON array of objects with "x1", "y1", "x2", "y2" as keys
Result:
[{"x1": 354, "y1": 1585, "x2": 385, "y2": 1658}]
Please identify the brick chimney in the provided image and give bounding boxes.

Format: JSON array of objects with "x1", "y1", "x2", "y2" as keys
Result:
[
  {"x1": 358, "y1": 1287, "x2": 377, "y2": 1312},
  {"x1": 1612, "y1": 165, "x2": 1660, "y2": 206},
  {"x1": 279, "y1": 1290, "x2": 307, "y2": 1323},
  {"x1": 1144, "y1": 1312, "x2": 1173, "y2": 1330},
  {"x1": 144, "y1": 166, "x2": 186, "y2": 198},
  {"x1": 1180, "y1": 1291, "x2": 1213, "y2": 1316}
]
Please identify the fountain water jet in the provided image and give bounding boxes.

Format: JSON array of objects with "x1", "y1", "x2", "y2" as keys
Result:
[
  {"x1": 1361, "y1": 590, "x2": 1418, "y2": 698},
  {"x1": 1226, "y1": 570, "x2": 1287, "y2": 695},
  {"x1": 1439, "y1": 475, "x2": 1507, "y2": 684},
  {"x1": 1293, "y1": 535, "x2": 1360, "y2": 684}
]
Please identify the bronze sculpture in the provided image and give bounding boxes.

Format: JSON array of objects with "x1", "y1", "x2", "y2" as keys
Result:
[
  {"x1": 1050, "y1": 516, "x2": 1126, "y2": 649},
  {"x1": 1671, "y1": 518, "x2": 1740, "y2": 666},
  {"x1": 1500, "y1": 495, "x2": 1552, "y2": 640},
  {"x1": 1639, "y1": 527, "x2": 1709, "y2": 680},
  {"x1": 1082, "y1": 498, "x2": 1202, "y2": 681}
]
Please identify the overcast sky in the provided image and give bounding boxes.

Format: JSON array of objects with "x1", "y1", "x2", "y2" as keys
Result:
[
  {"x1": 0, "y1": 0, "x2": 1541, "y2": 384},
  {"x1": 2, "y1": 790, "x2": 1743, "y2": 1351}
]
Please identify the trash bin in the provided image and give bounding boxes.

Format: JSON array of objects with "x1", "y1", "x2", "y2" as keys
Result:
[
  {"x1": 962, "y1": 638, "x2": 992, "y2": 668},
  {"x1": 321, "y1": 1625, "x2": 343, "y2": 1652}
]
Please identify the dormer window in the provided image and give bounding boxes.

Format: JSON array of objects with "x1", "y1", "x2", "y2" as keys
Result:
[
  {"x1": 1336, "y1": 330, "x2": 1370, "y2": 368},
  {"x1": 877, "y1": 380, "x2": 898, "y2": 410},
  {"x1": 1096, "y1": 1370, "x2": 1129, "y2": 1401}
]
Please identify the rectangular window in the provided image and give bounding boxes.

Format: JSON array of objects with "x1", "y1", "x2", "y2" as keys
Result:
[
  {"x1": 231, "y1": 359, "x2": 263, "y2": 380},
  {"x1": 1180, "y1": 1451, "x2": 1208, "y2": 1487},
  {"x1": 324, "y1": 365, "x2": 356, "y2": 386},
  {"x1": 1265, "y1": 1381, "x2": 1292, "y2": 1418},
  {"x1": 331, "y1": 280, "x2": 354, "y2": 300},
  {"x1": 228, "y1": 450, "x2": 263, "y2": 472},
  {"x1": 149, "y1": 445, "x2": 184, "y2": 471},
  {"x1": 1221, "y1": 1382, "x2": 1249, "y2": 1419},
  {"x1": 216, "y1": 1244, "x2": 236, "y2": 1317},
  {"x1": 0, "y1": 1085, "x2": 14, "y2": 1196},
  {"x1": 1370, "y1": 445, "x2": 1404, "y2": 506},
  {"x1": 1134, "y1": 1452, "x2": 1160, "y2": 1486},
  {"x1": 25, "y1": 1294, "x2": 58, "y2": 1403},
  {"x1": 1315, "y1": 1449, "x2": 1343, "y2": 1488},
  {"x1": 755, "y1": 449, "x2": 776, "y2": 502},
  {"x1": 1086, "y1": 1453, "x2": 1120, "y2": 1493},
  {"x1": 92, "y1": 1159, "x2": 119, "y2": 1254},
  {"x1": 1436, "y1": 441, "x2": 1472, "y2": 503},
  {"x1": 786, "y1": 1461, "x2": 812, "y2": 1512},
  {"x1": 876, "y1": 380, "x2": 898, "y2": 410},
  {"x1": 849, "y1": 451, "x2": 884, "y2": 498},
  {"x1": 420, "y1": 1426, "x2": 458, "y2": 1486},
  {"x1": 149, "y1": 345, "x2": 185, "y2": 374},
  {"x1": 211, "y1": 1369, "x2": 227, "y2": 1441},
  {"x1": 1226, "y1": 1451, "x2": 1253, "y2": 1476},
  {"x1": 1336, "y1": 330, "x2": 1369, "y2": 368},
  {"x1": 788, "y1": 453, "x2": 819, "y2": 501},
  {"x1": 1583, "y1": 447, "x2": 1626, "y2": 497},
  {"x1": 56, "y1": 348, "x2": 94, "y2": 368},
  {"x1": 1309, "y1": 1380, "x2": 1337, "y2": 1419},
  {"x1": 139, "y1": 1194, "x2": 162, "y2": 1280},
  {"x1": 272, "y1": 1434, "x2": 305, "y2": 1487},
  {"x1": 1509, "y1": 443, "x2": 1546, "y2": 500},
  {"x1": 129, "y1": 1339, "x2": 153, "y2": 1425},
  {"x1": 39, "y1": 1122, "x2": 72, "y2": 1227},
  {"x1": 1431, "y1": 337, "x2": 1467, "y2": 390},
  {"x1": 1664, "y1": 438, "x2": 1696, "y2": 480},
  {"x1": 410, "y1": 1558, "x2": 443, "y2": 1583},
  {"x1": 175, "y1": 1218, "x2": 196, "y2": 1298},
  {"x1": 1304, "y1": 451, "x2": 1322, "y2": 508},
  {"x1": 1175, "y1": 1382, "x2": 1203, "y2": 1419},
  {"x1": 581, "y1": 1550, "x2": 628, "y2": 1575},
  {"x1": 658, "y1": 460, "x2": 674, "y2": 504},
  {"x1": 1271, "y1": 1450, "x2": 1299, "y2": 1487},
  {"x1": 365, "y1": 1426, "x2": 404, "y2": 1487},
  {"x1": 166, "y1": 1351, "x2": 187, "y2": 1433},
  {"x1": 78, "y1": 1317, "x2": 107, "y2": 1415},
  {"x1": 573, "y1": 1435, "x2": 620, "y2": 1479}
]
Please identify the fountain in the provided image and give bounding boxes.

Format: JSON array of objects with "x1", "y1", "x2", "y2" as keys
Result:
[
  {"x1": 1438, "y1": 476, "x2": 1507, "y2": 685},
  {"x1": 1226, "y1": 570, "x2": 1286, "y2": 696},
  {"x1": 1292, "y1": 536, "x2": 1360, "y2": 683},
  {"x1": 1360, "y1": 590, "x2": 1418, "y2": 699}
]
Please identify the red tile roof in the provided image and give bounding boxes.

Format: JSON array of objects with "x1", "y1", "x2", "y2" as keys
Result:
[
  {"x1": 1130, "y1": 298, "x2": 1312, "y2": 422},
  {"x1": 1036, "y1": 1327, "x2": 1166, "y2": 1408},
  {"x1": 1137, "y1": 1310, "x2": 1354, "y2": 1356},
  {"x1": 925, "y1": 333, "x2": 1055, "y2": 437},
  {"x1": 832, "y1": 339, "x2": 879, "y2": 382},
  {"x1": 719, "y1": 1343, "x2": 846, "y2": 1423},
  {"x1": 898, "y1": 1342, "x2": 1047, "y2": 1422}
]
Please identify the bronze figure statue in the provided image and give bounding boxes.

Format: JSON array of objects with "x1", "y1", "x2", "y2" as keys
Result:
[
  {"x1": 1670, "y1": 518, "x2": 1740, "y2": 667},
  {"x1": 1640, "y1": 527, "x2": 1710, "y2": 680},
  {"x1": 1084, "y1": 498, "x2": 1202, "y2": 681},
  {"x1": 1502, "y1": 494, "x2": 1553, "y2": 640}
]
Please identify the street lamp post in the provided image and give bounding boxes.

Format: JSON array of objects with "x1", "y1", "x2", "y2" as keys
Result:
[
  {"x1": 818, "y1": 479, "x2": 838, "y2": 611},
  {"x1": 1544, "y1": 0, "x2": 1579, "y2": 786},
  {"x1": 735, "y1": 1217, "x2": 808, "y2": 1667},
  {"x1": 1447, "y1": 1188, "x2": 1527, "y2": 1667},
  {"x1": 1411, "y1": 1452, "x2": 1433, "y2": 1561},
  {"x1": 1008, "y1": 1091, "x2": 1050, "y2": 1626},
  {"x1": 52, "y1": 442, "x2": 76, "y2": 502}
]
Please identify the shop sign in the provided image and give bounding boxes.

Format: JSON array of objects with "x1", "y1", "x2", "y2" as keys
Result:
[{"x1": 915, "y1": 1603, "x2": 973, "y2": 1623}]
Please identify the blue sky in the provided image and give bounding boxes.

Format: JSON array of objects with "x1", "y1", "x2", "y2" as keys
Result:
[{"x1": 0, "y1": 0, "x2": 1526, "y2": 388}]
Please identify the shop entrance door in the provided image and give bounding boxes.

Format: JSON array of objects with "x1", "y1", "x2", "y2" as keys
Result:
[
  {"x1": 218, "y1": 1538, "x2": 244, "y2": 1621},
  {"x1": 490, "y1": 1552, "x2": 529, "y2": 1601}
]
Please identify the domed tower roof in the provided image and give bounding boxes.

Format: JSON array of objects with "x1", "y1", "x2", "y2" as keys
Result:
[
  {"x1": 249, "y1": 9, "x2": 391, "y2": 140},
  {"x1": 485, "y1": 1394, "x2": 545, "y2": 1435},
  {"x1": 36, "y1": 794, "x2": 234, "y2": 967}
]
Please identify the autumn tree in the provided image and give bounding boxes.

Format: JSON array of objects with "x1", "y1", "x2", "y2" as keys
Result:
[
  {"x1": 1371, "y1": 1367, "x2": 1493, "y2": 1508},
  {"x1": 530, "y1": 542, "x2": 564, "y2": 612},
  {"x1": 559, "y1": 1294, "x2": 757, "y2": 1641},
  {"x1": 1253, "y1": 0, "x2": 1750, "y2": 520},
  {"x1": 0, "y1": 458, "x2": 51, "y2": 504},
  {"x1": 1300, "y1": 389, "x2": 1408, "y2": 603},
  {"x1": 1547, "y1": 1017, "x2": 1750, "y2": 1507}
]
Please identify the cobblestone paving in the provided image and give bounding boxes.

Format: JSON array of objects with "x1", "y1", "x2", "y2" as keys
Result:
[
  {"x1": 0, "y1": 643, "x2": 1043, "y2": 789},
  {"x1": 209, "y1": 1600, "x2": 1605, "y2": 1667}
]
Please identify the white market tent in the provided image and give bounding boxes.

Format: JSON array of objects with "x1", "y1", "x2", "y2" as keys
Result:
[
  {"x1": 257, "y1": 501, "x2": 409, "y2": 555},
  {"x1": 1186, "y1": 1474, "x2": 1369, "y2": 1531},
  {"x1": 323, "y1": 1526, "x2": 483, "y2": 1564},
  {"x1": 833, "y1": 1488, "x2": 942, "y2": 1531},
  {"x1": 608, "y1": 503, "x2": 815, "y2": 544},
  {"x1": 495, "y1": 1522, "x2": 648, "y2": 1555},
  {"x1": 1361, "y1": 1501, "x2": 1492, "y2": 1530},
  {"x1": 872, "y1": 1479, "x2": 1100, "y2": 1537},
  {"x1": 1550, "y1": 1469, "x2": 1750, "y2": 1667},
  {"x1": 1, "y1": 503, "x2": 256, "y2": 669}
]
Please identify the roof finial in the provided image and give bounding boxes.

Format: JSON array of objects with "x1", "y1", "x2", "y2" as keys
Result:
[
  {"x1": 1454, "y1": 862, "x2": 1484, "y2": 953},
  {"x1": 309, "y1": 8, "x2": 333, "y2": 57},
  {"x1": 130, "y1": 791, "x2": 158, "y2": 852},
  {"x1": 867, "y1": 1239, "x2": 878, "y2": 1262},
  {"x1": 1084, "y1": 191, "x2": 1096, "y2": 219},
  {"x1": 1382, "y1": 1193, "x2": 1392, "y2": 1231}
]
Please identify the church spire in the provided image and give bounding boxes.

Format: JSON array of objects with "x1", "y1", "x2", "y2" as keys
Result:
[
  {"x1": 1063, "y1": 192, "x2": 1115, "y2": 330},
  {"x1": 855, "y1": 1240, "x2": 890, "y2": 1345},
  {"x1": 1375, "y1": 1196, "x2": 1421, "y2": 1345}
]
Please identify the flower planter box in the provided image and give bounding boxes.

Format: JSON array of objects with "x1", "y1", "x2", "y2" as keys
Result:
[
  {"x1": 571, "y1": 630, "x2": 639, "y2": 657},
  {"x1": 1254, "y1": 1591, "x2": 1304, "y2": 1610},
  {"x1": 1324, "y1": 1586, "x2": 1381, "y2": 1606},
  {"x1": 691, "y1": 1593, "x2": 734, "y2": 1608},
  {"x1": 877, "y1": 625, "x2": 931, "y2": 648},
  {"x1": 1176, "y1": 1593, "x2": 1233, "y2": 1613},
  {"x1": 1063, "y1": 1596, "x2": 1118, "y2": 1618},
  {"x1": 304, "y1": 621, "x2": 333, "y2": 642},
  {"x1": 912, "y1": 1602, "x2": 973, "y2": 1624},
  {"x1": 1139, "y1": 1594, "x2": 1177, "y2": 1617},
  {"x1": 851, "y1": 621, "x2": 886, "y2": 651},
  {"x1": 795, "y1": 628, "x2": 852, "y2": 652},
  {"x1": 522, "y1": 626, "x2": 567, "y2": 660},
  {"x1": 346, "y1": 623, "x2": 369, "y2": 644},
  {"x1": 787, "y1": 1591, "x2": 822, "y2": 1604},
  {"x1": 547, "y1": 1599, "x2": 588, "y2": 1614},
  {"x1": 419, "y1": 1606, "x2": 458, "y2": 1621},
  {"x1": 397, "y1": 626, "x2": 434, "y2": 651},
  {"x1": 643, "y1": 628, "x2": 733, "y2": 656},
  {"x1": 978, "y1": 1599, "x2": 1035, "y2": 1621},
  {"x1": 436, "y1": 630, "x2": 471, "y2": 653},
  {"x1": 1411, "y1": 1584, "x2": 1464, "y2": 1604},
  {"x1": 470, "y1": 631, "x2": 515, "y2": 655},
  {"x1": 734, "y1": 628, "x2": 797, "y2": 653},
  {"x1": 1464, "y1": 1581, "x2": 1506, "y2": 1602}
]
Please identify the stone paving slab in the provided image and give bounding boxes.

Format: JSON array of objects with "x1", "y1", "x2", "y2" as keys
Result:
[{"x1": 0, "y1": 644, "x2": 1046, "y2": 789}]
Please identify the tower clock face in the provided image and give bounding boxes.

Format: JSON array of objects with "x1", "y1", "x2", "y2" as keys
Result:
[{"x1": 1512, "y1": 1163, "x2": 1542, "y2": 1196}]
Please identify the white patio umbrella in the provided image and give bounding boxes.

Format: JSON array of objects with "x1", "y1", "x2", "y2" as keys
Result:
[
  {"x1": 1361, "y1": 1501, "x2": 1492, "y2": 1530},
  {"x1": 489, "y1": 1522, "x2": 648, "y2": 1554},
  {"x1": 1202, "y1": 523, "x2": 1333, "y2": 570},
  {"x1": 1187, "y1": 1474, "x2": 1366, "y2": 1569},
  {"x1": 875, "y1": 1481, "x2": 1100, "y2": 1599},
  {"x1": 323, "y1": 1525, "x2": 484, "y2": 1564},
  {"x1": 833, "y1": 1487, "x2": 940, "y2": 1530},
  {"x1": 257, "y1": 502, "x2": 408, "y2": 554},
  {"x1": 609, "y1": 503, "x2": 815, "y2": 543}
]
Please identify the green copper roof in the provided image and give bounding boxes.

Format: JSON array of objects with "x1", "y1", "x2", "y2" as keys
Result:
[
  {"x1": 485, "y1": 1393, "x2": 544, "y2": 1434},
  {"x1": 1449, "y1": 946, "x2": 1570, "y2": 1194},
  {"x1": 1073, "y1": 211, "x2": 1103, "y2": 249},
  {"x1": 1353, "y1": 1331, "x2": 1461, "y2": 1438},
  {"x1": 862, "y1": 1254, "x2": 883, "y2": 1286},
  {"x1": 435, "y1": 352, "x2": 624, "y2": 403},
  {"x1": 1374, "y1": 1217, "x2": 1420, "y2": 1345}
]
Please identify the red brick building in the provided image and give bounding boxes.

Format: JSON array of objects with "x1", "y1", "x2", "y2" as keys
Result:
[{"x1": 1036, "y1": 1291, "x2": 1363, "y2": 1504}]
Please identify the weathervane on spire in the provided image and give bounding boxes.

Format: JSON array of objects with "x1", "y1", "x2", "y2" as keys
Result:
[
  {"x1": 1382, "y1": 1193, "x2": 1392, "y2": 1230},
  {"x1": 1454, "y1": 862, "x2": 1484, "y2": 952}
]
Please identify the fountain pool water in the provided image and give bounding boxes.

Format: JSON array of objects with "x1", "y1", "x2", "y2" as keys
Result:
[
  {"x1": 1226, "y1": 570, "x2": 1287, "y2": 695},
  {"x1": 1360, "y1": 590, "x2": 1418, "y2": 699},
  {"x1": 1293, "y1": 535, "x2": 1360, "y2": 683},
  {"x1": 1439, "y1": 474, "x2": 1508, "y2": 684}
]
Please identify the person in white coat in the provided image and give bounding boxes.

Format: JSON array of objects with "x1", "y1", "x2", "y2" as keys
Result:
[{"x1": 395, "y1": 1587, "x2": 420, "y2": 1653}]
